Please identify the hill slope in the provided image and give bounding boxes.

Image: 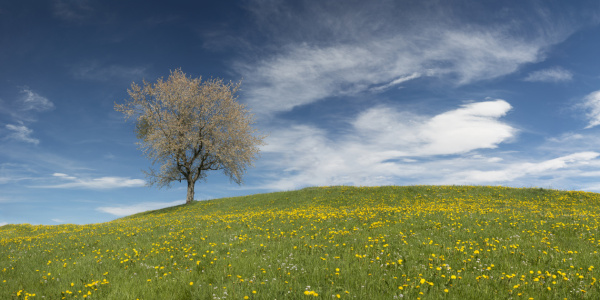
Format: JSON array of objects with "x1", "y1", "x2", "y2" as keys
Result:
[{"x1": 1, "y1": 185, "x2": 600, "y2": 299}]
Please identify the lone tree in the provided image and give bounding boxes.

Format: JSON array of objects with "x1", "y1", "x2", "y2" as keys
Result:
[{"x1": 115, "y1": 69, "x2": 265, "y2": 204}]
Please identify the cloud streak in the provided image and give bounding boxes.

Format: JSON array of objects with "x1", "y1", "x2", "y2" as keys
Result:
[
  {"x1": 19, "y1": 88, "x2": 55, "y2": 112},
  {"x1": 370, "y1": 73, "x2": 422, "y2": 92},
  {"x1": 524, "y1": 67, "x2": 573, "y2": 82},
  {"x1": 34, "y1": 173, "x2": 145, "y2": 189},
  {"x1": 5, "y1": 124, "x2": 40, "y2": 145},
  {"x1": 2, "y1": 88, "x2": 54, "y2": 145},
  {"x1": 581, "y1": 90, "x2": 600, "y2": 129}
]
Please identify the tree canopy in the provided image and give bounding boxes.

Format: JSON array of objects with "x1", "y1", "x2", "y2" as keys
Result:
[{"x1": 115, "y1": 69, "x2": 265, "y2": 204}]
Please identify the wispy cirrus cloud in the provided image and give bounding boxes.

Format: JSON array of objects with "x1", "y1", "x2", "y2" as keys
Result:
[
  {"x1": 524, "y1": 67, "x2": 573, "y2": 82},
  {"x1": 240, "y1": 31, "x2": 547, "y2": 114},
  {"x1": 19, "y1": 88, "x2": 55, "y2": 112},
  {"x1": 2, "y1": 88, "x2": 54, "y2": 145},
  {"x1": 580, "y1": 90, "x2": 600, "y2": 129},
  {"x1": 237, "y1": 1, "x2": 585, "y2": 114},
  {"x1": 4, "y1": 123, "x2": 39, "y2": 145},
  {"x1": 34, "y1": 173, "x2": 145, "y2": 189},
  {"x1": 369, "y1": 72, "x2": 422, "y2": 93},
  {"x1": 96, "y1": 200, "x2": 185, "y2": 217},
  {"x1": 1, "y1": 88, "x2": 54, "y2": 122}
]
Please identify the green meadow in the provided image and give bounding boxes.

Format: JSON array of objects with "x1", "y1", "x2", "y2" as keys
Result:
[{"x1": 1, "y1": 185, "x2": 600, "y2": 299}]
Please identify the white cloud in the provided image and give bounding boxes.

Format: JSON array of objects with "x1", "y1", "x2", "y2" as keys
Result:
[
  {"x1": 261, "y1": 126, "x2": 600, "y2": 189},
  {"x1": 524, "y1": 67, "x2": 573, "y2": 82},
  {"x1": 241, "y1": 32, "x2": 546, "y2": 114},
  {"x1": 0, "y1": 222, "x2": 7, "y2": 227},
  {"x1": 96, "y1": 200, "x2": 185, "y2": 217},
  {"x1": 581, "y1": 90, "x2": 600, "y2": 129},
  {"x1": 52, "y1": 172, "x2": 77, "y2": 180},
  {"x1": 256, "y1": 98, "x2": 600, "y2": 190},
  {"x1": 0, "y1": 87, "x2": 54, "y2": 125},
  {"x1": 354, "y1": 100, "x2": 515, "y2": 156},
  {"x1": 238, "y1": 2, "x2": 579, "y2": 114},
  {"x1": 5, "y1": 124, "x2": 40, "y2": 145},
  {"x1": 547, "y1": 132, "x2": 584, "y2": 143},
  {"x1": 19, "y1": 88, "x2": 55, "y2": 112},
  {"x1": 51, "y1": 218, "x2": 65, "y2": 223},
  {"x1": 451, "y1": 152, "x2": 599, "y2": 184},
  {"x1": 2, "y1": 88, "x2": 54, "y2": 144},
  {"x1": 34, "y1": 173, "x2": 146, "y2": 189},
  {"x1": 370, "y1": 72, "x2": 422, "y2": 92},
  {"x1": 260, "y1": 100, "x2": 516, "y2": 190}
]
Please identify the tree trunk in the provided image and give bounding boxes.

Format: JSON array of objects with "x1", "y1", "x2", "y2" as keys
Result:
[{"x1": 186, "y1": 180, "x2": 195, "y2": 204}]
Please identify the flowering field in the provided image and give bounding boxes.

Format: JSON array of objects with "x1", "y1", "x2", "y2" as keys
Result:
[{"x1": 1, "y1": 185, "x2": 600, "y2": 299}]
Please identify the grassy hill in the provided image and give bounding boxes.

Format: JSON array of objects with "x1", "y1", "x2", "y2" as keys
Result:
[{"x1": 1, "y1": 185, "x2": 600, "y2": 299}]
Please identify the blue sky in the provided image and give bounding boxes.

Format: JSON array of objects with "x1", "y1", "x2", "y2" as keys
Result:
[{"x1": 3, "y1": 1, "x2": 600, "y2": 225}]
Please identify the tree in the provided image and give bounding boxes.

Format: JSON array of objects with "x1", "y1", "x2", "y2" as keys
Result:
[{"x1": 115, "y1": 69, "x2": 265, "y2": 204}]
